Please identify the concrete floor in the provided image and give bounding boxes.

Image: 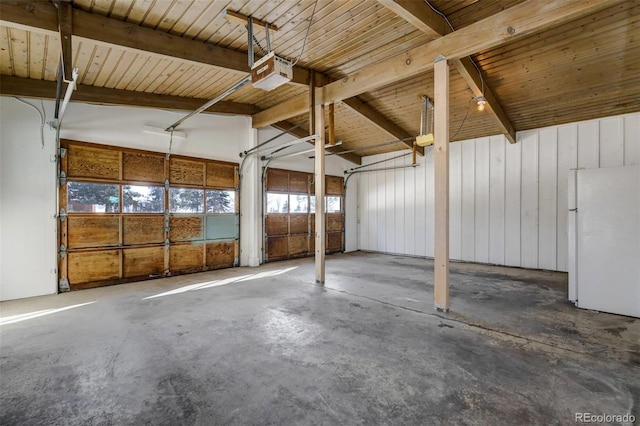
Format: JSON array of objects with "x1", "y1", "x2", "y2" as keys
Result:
[{"x1": 1, "y1": 252, "x2": 638, "y2": 425}]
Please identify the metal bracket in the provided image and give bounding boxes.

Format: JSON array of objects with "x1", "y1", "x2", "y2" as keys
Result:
[
  {"x1": 59, "y1": 208, "x2": 67, "y2": 222},
  {"x1": 59, "y1": 147, "x2": 67, "y2": 158},
  {"x1": 58, "y1": 277, "x2": 70, "y2": 292},
  {"x1": 164, "y1": 239, "x2": 170, "y2": 246},
  {"x1": 164, "y1": 179, "x2": 170, "y2": 190},
  {"x1": 59, "y1": 244, "x2": 67, "y2": 258},
  {"x1": 59, "y1": 171, "x2": 67, "y2": 186}
]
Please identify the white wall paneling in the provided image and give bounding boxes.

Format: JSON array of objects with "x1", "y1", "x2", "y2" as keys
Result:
[{"x1": 358, "y1": 112, "x2": 640, "y2": 272}]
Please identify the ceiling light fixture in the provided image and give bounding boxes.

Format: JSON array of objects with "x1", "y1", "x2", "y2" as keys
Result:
[{"x1": 474, "y1": 95, "x2": 487, "y2": 112}]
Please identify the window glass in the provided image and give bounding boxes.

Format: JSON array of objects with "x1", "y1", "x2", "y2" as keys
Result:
[
  {"x1": 310, "y1": 196, "x2": 316, "y2": 213},
  {"x1": 326, "y1": 196, "x2": 341, "y2": 213},
  {"x1": 123, "y1": 185, "x2": 164, "y2": 213},
  {"x1": 289, "y1": 194, "x2": 308, "y2": 213},
  {"x1": 169, "y1": 188, "x2": 204, "y2": 213},
  {"x1": 267, "y1": 193, "x2": 288, "y2": 213},
  {"x1": 206, "y1": 190, "x2": 236, "y2": 213},
  {"x1": 67, "y1": 182, "x2": 120, "y2": 213}
]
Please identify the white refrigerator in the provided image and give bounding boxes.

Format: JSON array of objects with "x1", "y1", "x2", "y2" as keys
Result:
[{"x1": 568, "y1": 165, "x2": 640, "y2": 318}]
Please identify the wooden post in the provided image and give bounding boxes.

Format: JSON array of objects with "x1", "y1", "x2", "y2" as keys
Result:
[
  {"x1": 328, "y1": 103, "x2": 335, "y2": 146},
  {"x1": 314, "y1": 96, "x2": 326, "y2": 284},
  {"x1": 308, "y1": 70, "x2": 315, "y2": 137},
  {"x1": 434, "y1": 54, "x2": 450, "y2": 311}
]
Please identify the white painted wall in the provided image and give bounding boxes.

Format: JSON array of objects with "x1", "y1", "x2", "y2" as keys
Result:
[
  {"x1": 358, "y1": 112, "x2": 640, "y2": 272},
  {"x1": 0, "y1": 97, "x2": 354, "y2": 300}
]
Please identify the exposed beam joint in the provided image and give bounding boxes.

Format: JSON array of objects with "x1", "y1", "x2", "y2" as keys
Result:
[
  {"x1": 271, "y1": 121, "x2": 361, "y2": 165},
  {"x1": 378, "y1": 0, "x2": 516, "y2": 144},
  {"x1": 254, "y1": 0, "x2": 620, "y2": 128},
  {"x1": 342, "y1": 97, "x2": 423, "y2": 155},
  {"x1": 222, "y1": 9, "x2": 278, "y2": 31}
]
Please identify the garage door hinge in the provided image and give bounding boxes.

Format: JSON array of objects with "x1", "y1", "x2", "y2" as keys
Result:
[
  {"x1": 59, "y1": 147, "x2": 67, "y2": 159},
  {"x1": 165, "y1": 179, "x2": 170, "y2": 190},
  {"x1": 59, "y1": 208, "x2": 67, "y2": 222},
  {"x1": 165, "y1": 239, "x2": 170, "y2": 246},
  {"x1": 58, "y1": 277, "x2": 70, "y2": 292},
  {"x1": 59, "y1": 244, "x2": 67, "y2": 258},
  {"x1": 59, "y1": 171, "x2": 67, "y2": 186}
]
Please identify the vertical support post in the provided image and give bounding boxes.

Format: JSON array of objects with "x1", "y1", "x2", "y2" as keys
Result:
[
  {"x1": 434, "y1": 54, "x2": 450, "y2": 312},
  {"x1": 314, "y1": 96, "x2": 326, "y2": 284},
  {"x1": 309, "y1": 70, "x2": 315, "y2": 137},
  {"x1": 328, "y1": 103, "x2": 335, "y2": 146}
]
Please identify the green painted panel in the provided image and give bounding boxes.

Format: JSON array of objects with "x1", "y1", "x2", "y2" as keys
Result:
[{"x1": 205, "y1": 214, "x2": 239, "y2": 240}]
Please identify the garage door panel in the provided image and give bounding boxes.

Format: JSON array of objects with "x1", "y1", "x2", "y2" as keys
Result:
[
  {"x1": 266, "y1": 169, "x2": 289, "y2": 192},
  {"x1": 290, "y1": 214, "x2": 308, "y2": 234},
  {"x1": 206, "y1": 241, "x2": 235, "y2": 269},
  {"x1": 206, "y1": 162, "x2": 237, "y2": 188},
  {"x1": 170, "y1": 158, "x2": 205, "y2": 186},
  {"x1": 266, "y1": 214, "x2": 288, "y2": 236},
  {"x1": 267, "y1": 236, "x2": 288, "y2": 260},
  {"x1": 123, "y1": 246, "x2": 164, "y2": 278},
  {"x1": 289, "y1": 171, "x2": 309, "y2": 193},
  {"x1": 326, "y1": 176, "x2": 343, "y2": 195},
  {"x1": 289, "y1": 235, "x2": 309, "y2": 256},
  {"x1": 205, "y1": 215, "x2": 238, "y2": 240},
  {"x1": 67, "y1": 144, "x2": 120, "y2": 180},
  {"x1": 123, "y1": 216, "x2": 164, "y2": 245},
  {"x1": 327, "y1": 213, "x2": 344, "y2": 232},
  {"x1": 68, "y1": 250, "x2": 120, "y2": 284},
  {"x1": 169, "y1": 216, "x2": 203, "y2": 242},
  {"x1": 68, "y1": 215, "x2": 120, "y2": 248},
  {"x1": 327, "y1": 232, "x2": 343, "y2": 252},
  {"x1": 123, "y1": 152, "x2": 164, "y2": 183},
  {"x1": 170, "y1": 243, "x2": 204, "y2": 271}
]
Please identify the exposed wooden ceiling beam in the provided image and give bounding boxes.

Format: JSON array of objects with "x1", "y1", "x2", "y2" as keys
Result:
[
  {"x1": 0, "y1": 0, "x2": 317, "y2": 85},
  {"x1": 54, "y1": 0, "x2": 73, "y2": 82},
  {"x1": 1, "y1": 0, "x2": 404, "y2": 153},
  {"x1": 453, "y1": 58, "x2": 516, "y2": 144},
  {"x1": 341, "y1": 97, "x2": 423, "y2": 155},
  {"x1": 222, "y1": 9, "x2": 278, "y2": 32},
  {"x1": 252, "y1": 0, "x2": 621, "y2": 129},
  {"x1": 378, "y1": 0, "x2": 445, "y2": 39},
  {"x1": 378, "y1": 0, "x2": 516, "y2": 144},
  {"x1": 272, "y1": 121, "x2": 362, "y2": 165},
  {"x1": 0, "y1": 75, "x2": 259, "y2": 116}
]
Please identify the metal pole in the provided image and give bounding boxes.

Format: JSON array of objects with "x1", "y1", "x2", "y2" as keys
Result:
[
  {"x1": 346, "y1": 152, "x2": 411, "y2": 173},
  {"x1": 240, "y1": 120, "x2": 309, "y2": 157},
  {"x1": 165, "y1": 75, "x2": 251, "y2": 132}
]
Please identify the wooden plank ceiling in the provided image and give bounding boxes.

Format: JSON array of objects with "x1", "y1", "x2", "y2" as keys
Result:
[{"x1": 1, "y1": 0, "x2": 638, "y2": 161}]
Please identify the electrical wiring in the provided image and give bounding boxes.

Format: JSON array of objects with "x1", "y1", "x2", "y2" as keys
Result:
[
  {"x1": 452, "y1": 97, "x2": 473, "y2": 141},
  {"x1": 292, "y1": 0, "x2": 319, "y2": 66},
  {"x1": 15, "y1": 97, "x2": 46, "y2": 149},
  {"x1": 423, "y1": 0, "x2": 485, "y2": 95}
]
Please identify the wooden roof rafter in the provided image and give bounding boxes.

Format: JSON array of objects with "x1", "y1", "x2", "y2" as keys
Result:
[
  {"x1": 252, "y1": 0, "x2": 623, "y2": 132},
  {"x1": 379, "y1": 0, "x2": 516, "y2": 144}
]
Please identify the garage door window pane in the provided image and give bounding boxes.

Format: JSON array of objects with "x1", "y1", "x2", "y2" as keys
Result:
[
  {"x1": 67, "y1": 182, "x2": 120, "y2": 213},
  {"x1": 326, "y1": 196, "x2": 341, "y2": 213},
  {"x1": 206, "y1": 190, "x2": 236, "y2": 213},
  {"x1": 169, "y1": 188, "x2": 204, "y2": 213},
  {"x1": 123, "y1": 185, "x2": 164, "y2": 213},
  {"x1": 267, "y1": 193, "x2": 288, "y2": 213},
  {"x1": 290, "y1": 195, "x2": 308, "y2": 213}
]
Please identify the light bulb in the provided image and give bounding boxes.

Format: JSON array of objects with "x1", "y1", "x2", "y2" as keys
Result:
[{"x1": 476, "y1": 97, "x2": 486, "y2": 112}]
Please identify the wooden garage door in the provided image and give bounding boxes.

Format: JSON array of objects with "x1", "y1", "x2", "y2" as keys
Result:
[
  {"x1": 58, "y1": 140, "x2": 239, "y2": 291},
  {"x1": 264, "y1": 168, "x2": 344, "y2": 262}
]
